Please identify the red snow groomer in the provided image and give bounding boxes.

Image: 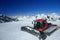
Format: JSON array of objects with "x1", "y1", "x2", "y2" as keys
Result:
[
  {"x1": 33, "y1": 19, "x2": 57, "y2": 32},
  {"x1": 21, "y1": 19, "x2": 58, "y2": 40}
]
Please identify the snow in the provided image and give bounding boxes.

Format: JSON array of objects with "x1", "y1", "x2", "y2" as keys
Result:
[
  {"x1": 0, "y1": 20, "x2": 60, "y2": 40},
  {"x1": 0, "y1": 13, "x2": 60, "y2": 40},
  {"x1": 0, "y1": 21, "x2": 36, "y2": 40}
]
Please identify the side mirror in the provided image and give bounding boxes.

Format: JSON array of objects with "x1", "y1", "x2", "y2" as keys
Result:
[{"x1": 32, "y1": 21, "x2": 33, "y2": 24}]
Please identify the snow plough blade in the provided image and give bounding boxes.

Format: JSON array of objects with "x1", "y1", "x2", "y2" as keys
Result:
[{"x1": 21, "y1": 26, "x2": 40, "y2": 37}]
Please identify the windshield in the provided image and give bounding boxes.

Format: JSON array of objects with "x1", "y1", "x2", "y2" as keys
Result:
[{"x1": 34, "y1": 21, "x2": 45, "y2": 28}]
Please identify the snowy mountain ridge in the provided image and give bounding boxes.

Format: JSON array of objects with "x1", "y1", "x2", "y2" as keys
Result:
[
  {"x1": 0, "y1": 14, "x2": 18, "y2": 23},
  {"x1": 17, "y1": 13, "x2": 60, "y2": 21}
]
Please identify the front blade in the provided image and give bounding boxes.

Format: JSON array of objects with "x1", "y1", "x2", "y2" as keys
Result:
[{"x1": 21, "y1": 26, "x2": 40, "y2": 37}]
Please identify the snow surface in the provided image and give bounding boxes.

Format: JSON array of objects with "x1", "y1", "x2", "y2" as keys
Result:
[
  {"x1": 0, "y1": 13, "x2": 60, "y2": 40},
  {"x1": 0, "y1": 20, "x2": 60, "y2": 40}
]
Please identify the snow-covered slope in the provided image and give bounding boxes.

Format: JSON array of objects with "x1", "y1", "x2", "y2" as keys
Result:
[{"x1": 0, "y1": 20, "x2": 60, "y2": 40}]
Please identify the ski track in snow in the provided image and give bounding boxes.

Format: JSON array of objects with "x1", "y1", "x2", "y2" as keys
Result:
[{"x1": 0, "y1": 21, "x2": 60, "y2": 40}]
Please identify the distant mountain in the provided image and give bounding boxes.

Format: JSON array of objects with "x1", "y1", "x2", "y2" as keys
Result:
[
  {"x1": 0, "y1": 14, "x2": 18, "y2": 23},
  {"x1": 17, "y1": 13, "x2": 60, "y2": 21},
  {"x1": 35, "y1": 13, "x2": 60, "y2": 21}
]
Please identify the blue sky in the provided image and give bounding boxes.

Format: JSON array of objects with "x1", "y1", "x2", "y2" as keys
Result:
[{"x1": 0, "y1": 0, "x2": 60, "y2": 16}]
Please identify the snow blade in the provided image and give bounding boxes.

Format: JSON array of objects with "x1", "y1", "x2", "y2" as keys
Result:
[
  {"x1": 21, "y1": 26, "x2": 47, "y2": 40},
  {"x1": 21, "y1": 26, "x2": 40, "y2": 37}
]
